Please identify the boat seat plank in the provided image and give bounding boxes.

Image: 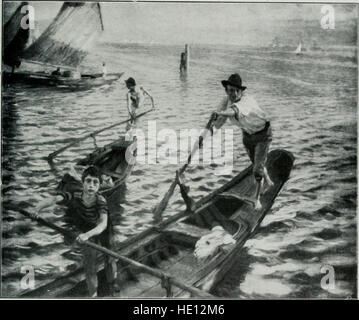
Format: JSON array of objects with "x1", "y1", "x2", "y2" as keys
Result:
[
  {"x1": 117, "y1": 251, "x2": 191, "y2": 298},
  {"x1": 160, "y1": 249, "x2": 201, "y2": 276},
  {"x1": 118, "y1": 274, "x2": 160, "y2": 298},
  {"x1": 118, "y1": 233, "x2": 161, "y2": 257},
  {"x1": 164, "y1": 221, "x2": 210, "y2": 241},
  {"x1": 205, "y1": 205, "x2": 241, "y2": 235},
  {"x1": 218, "y1": 192, "x2": 255, "y2": 205},
  {"x1": 123, "y1": 249, "x2": 199, "y2": 298}
]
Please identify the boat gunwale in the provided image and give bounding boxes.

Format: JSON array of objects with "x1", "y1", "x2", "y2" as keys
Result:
[{"x1": 2, "y1": 71, "x2": 124, "y2": 88}]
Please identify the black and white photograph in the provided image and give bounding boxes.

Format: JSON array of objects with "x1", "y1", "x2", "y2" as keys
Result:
[{"x1": 1, "y1": 1, "x2": 357, "y2": 300}]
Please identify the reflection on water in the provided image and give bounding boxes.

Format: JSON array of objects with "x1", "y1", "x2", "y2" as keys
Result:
[
  {"x1": 2, "y1": 42, "x2": 357, "y2": 298},
  {"x1": 180, "y1": 69, "x2": 188, "y2": 82}
]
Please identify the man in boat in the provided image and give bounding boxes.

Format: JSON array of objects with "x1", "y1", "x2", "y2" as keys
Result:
[
  {"x1": 51, "y1": 67, "x2": 62, "y2": 76},
  {"x1": 211, "y1": 73, "x2": 274, "y2": 210},
  {"x1": 32, "y1": 166, "x2": 118, "y2": 297},
  {"x1": 125, "y1": 77, "x2": 155, "y2": 129}
]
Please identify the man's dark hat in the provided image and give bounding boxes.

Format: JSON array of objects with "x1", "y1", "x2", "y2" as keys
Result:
[
  {"x1": 125, "y1": 77, "x2": 136, "y2": 86},
  {"x1": 221, "y1": 73, "x2": 247, "y2": 90}
]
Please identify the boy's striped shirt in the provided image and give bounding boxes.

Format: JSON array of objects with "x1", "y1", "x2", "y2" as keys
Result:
[{"x1": 57, "y1": 191, "x2": 108, "y2": 232}]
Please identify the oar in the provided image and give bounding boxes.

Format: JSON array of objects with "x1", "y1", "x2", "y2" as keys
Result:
[
  {"x1": 47, "y1": 108, "x2": 155, "y2": 161},
  {"x1": 153, "y1": 113, "x2": 217, "y2": 223},
  {"x1": 18, "y1": 208, "x2": 213, "y2": 298},
  {"x1": 17, "y1": 208, "x2": 77, "y2": 243}
]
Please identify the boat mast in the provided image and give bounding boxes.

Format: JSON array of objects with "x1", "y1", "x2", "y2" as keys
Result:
[{"x1": 98, "y1": 3, "x2": 104, "y2": 31}]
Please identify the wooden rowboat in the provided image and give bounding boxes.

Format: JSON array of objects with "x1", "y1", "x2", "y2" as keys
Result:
[
  {"x1": 58, "y1": 135, "x2": 136, "y2": 201},
  {"x1": 21, "y1": 149, "x2": 294, "y2": 297},
  {"x1": 2, "y1": 71, "x2": 124, "y2": 90}
]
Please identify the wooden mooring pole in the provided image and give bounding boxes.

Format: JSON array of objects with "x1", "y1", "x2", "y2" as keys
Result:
[{"x1": 185, "y1": 44, "x2": 189, "y2": 70}]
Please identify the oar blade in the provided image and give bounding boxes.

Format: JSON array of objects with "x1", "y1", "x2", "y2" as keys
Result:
[{"x1": 152, "y1": 178, "x2": 177, "y2": 224}]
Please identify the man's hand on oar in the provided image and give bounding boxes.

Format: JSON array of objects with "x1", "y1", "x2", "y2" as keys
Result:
[{"x1": 76, "y1": 233, "x2": 91, "y2": 244}]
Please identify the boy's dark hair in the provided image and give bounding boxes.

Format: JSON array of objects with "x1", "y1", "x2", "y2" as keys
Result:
[
  {"x1": 125, "y1": 77, "x2": 136, "y2": 87},
  {"x1": 82, "y1": 166, "x2": 102, "y2": 184}
]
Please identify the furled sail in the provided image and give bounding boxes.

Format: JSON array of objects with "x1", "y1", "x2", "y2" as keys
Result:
[
  {"x1": 3, "y1": 1, "x2": 34, "y2": 67},
  {"x1": 21, "y1": 2, "x2": 104, "y2": 68}
]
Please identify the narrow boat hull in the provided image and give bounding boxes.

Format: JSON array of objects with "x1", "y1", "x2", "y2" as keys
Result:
[{"x1": 2, "y1": 71, "x2": 123, "y2": 89}]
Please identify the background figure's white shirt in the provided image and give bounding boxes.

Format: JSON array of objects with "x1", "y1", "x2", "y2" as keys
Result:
[{"x1": 215, "y1": 93, "x2": 268, "y2": 134}]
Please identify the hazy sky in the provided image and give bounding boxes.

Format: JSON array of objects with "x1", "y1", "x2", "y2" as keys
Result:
[{"x1": 26, "y1": 1, "x2": 357, "y2": 45}]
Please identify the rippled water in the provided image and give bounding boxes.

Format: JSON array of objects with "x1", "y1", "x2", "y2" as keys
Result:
[{"x1": 2, "y1": 42, "x2": 357, "y2": 298}]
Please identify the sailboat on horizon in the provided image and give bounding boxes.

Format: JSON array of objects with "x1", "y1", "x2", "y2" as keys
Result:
[
  {"x1": 271, "y1": 36, "x2": 279, "y2": 49},
  {"x1": 2, "y1": 2, "x2": 123, "y2": 88},
  {"x1": 294, "y1": 42, "x2": 302, "y2": 55}
]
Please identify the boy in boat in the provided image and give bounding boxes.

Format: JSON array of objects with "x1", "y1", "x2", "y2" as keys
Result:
[
  {"x1": 32, "y1": 166, "x2": 118, "y2": 297},
  {"x1": 125, "y1": 77, "x2": 154, "y2": 121},
  {"x1": 211, "y1": 73, "x2": 274, "y2": 211},
  {"x1": 68, "y1": 164, "x2": 114, "y2": 189}
]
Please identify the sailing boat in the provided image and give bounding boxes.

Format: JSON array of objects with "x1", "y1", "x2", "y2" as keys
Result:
[
  {"x1": 294, "y1": 42, "x2": 302, "y2": 55},
  {"x1": 3, "y1": 2, "x2": 123, "y2": 88},
  {"x1": 271, "y1": 37, "x2": 279, "y2": 49}
]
